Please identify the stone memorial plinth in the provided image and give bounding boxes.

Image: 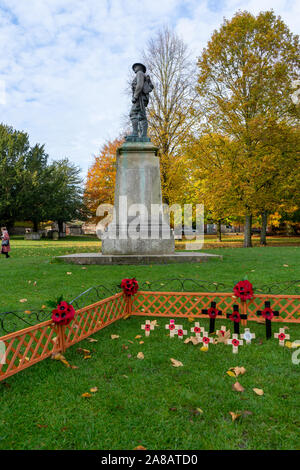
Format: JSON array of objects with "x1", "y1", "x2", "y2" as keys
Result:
[{"x1": 102, "y1": 138, "x2": 174, "y2": 255}]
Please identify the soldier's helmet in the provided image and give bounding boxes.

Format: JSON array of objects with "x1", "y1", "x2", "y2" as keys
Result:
[{"x1": 132, "y1": 63, "x2": 146, "y2": 73}]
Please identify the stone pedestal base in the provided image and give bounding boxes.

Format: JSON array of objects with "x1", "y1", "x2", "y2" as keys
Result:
[
  {"x1": 58, "y1": 252, "x2": 222, "y2": 265},
  {"x1": 101, "y1": 139, "x2": 175, "y2": 255}
]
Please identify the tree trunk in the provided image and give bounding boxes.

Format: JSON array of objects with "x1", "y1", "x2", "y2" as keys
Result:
[
  {"x1": 243, "y1": 214, "x2": 252, "y2": 247},
  {"x1": 58, "y1": 220, "x2": 64, "y2": 238},
  {"x1": 217, "y1": 220, "x2": 222, "y2": 242},
  {"x1": 33, "y1": 220, "x2": 39, "y2": 232},
  {"x1": 260, "y1": 211, "x2": 268, "y2": 246}
]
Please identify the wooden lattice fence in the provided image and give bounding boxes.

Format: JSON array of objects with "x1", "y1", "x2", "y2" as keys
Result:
[
  {"x1": 0, "y1": 288, "x2": 299, "y2": 383},
  {"x1": 130, "y1": 291, "x2": 300, "y2": 323}
]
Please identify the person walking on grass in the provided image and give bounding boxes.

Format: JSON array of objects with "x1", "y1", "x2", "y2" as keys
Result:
[{"x1": 1, "y1": 227, "x2": 11, "y2": 258}]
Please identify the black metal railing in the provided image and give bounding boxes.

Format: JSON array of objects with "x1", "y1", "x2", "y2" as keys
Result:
[{"x1": 0, "y1": 279, "x2": 299, "y2": 335}]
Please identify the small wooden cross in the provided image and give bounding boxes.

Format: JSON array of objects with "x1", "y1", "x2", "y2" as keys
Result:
[
  {"x1": 215, "y1": 325, "x2": 230, "y2": 344},
  {"x1": 174, "y1": 325, "x2": 187, "y2": 339},
  {"x1": 274, "y1": 328, "x2": 290, "y2": 346},
  {"x1": 191, "y1": 322, "x2": 204, "y2": 338},
  {"x1": 240, "y1": 328, "x2": 256, "y2": 344},
  {"x1": 202, "y1": 301, "x2": 222, "y2": 333},
  {"x1": 257, "y1": 301, "x2": 279, "y2": 339},
  {"x1": 227, "y1": 334, "x2": 244, "y2": 353},
  {"x1": 165, "y1": 319, "x2": 177, "y2": 337},
  {"x1": 216, "y1": 325, "x2": 228, "y2": 337},
  {"x1": 141, "y1": 320, "x2": 154, "y2": 336},
  {"x1": 198, "y1": 330, "x2": 213, "y2": 349}
]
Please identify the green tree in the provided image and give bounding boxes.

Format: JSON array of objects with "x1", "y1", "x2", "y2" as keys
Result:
[
  {"x1": 48, "y1": 159, "x2": 86, "y2": 236},
  {"x1": 0, "y1": 124, "x2": 29, "y2": 229},
  {"x1": 196, "y1": 10, "x2": 300, "y2": 246},
  {"x1": 21, "y1": 144, "x2": 54, "y2": 231}
]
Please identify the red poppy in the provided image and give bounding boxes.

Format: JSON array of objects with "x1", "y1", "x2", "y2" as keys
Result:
[
  {"x1": 177, "y1": 329, "x2": 183, "y2": 336},
  {"x1": 202, "y1": 336, "x2": 210, "y2": 344},
  {"x1": 52, "y1": 301, "x2": 75, "y2": 326},
  {"x1": 229, "y1": 312, "x2": 241, "y2": 323},
  {"x1": 262, "y1": 307, "x2": 274, "y2": 320},
  {"x1": 233, "y1": 280, "x2": 254, "y2": 301},
  {"x1": 121, "y1": 278, "x2": 139, "y2": 296},
  {"x1": 220, "y1": 330, "x2": 225, "y2": 336},
  {"x1": 145, "y1": 323, "x2": 151, "y2": 331},
  {"x1": 169, "y1": 324, "x2": 175, "y2": 330},
  {"x1": 278, "y1": 333, "x2": 285, "y2": 341},
  {"x1": 194, "y1": 327, "x2": 201, "y2": 334},
  {"x1": 208, "y1": 307, "x2": 218, "y2": 319},
  {"x1": 232, "y1": 339, "x2": 240, "y2": 347}
]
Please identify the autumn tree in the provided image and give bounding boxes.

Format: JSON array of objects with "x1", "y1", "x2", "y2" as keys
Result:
[
  {"x1": 84, "y1": 138, "x2": 123, "y2": 221},
  {"x1": 142, "y1": 27, "x2": 199, "y2": 205},
  {"x1": 186, "y1": 124, "x2": 300, "y2": 244},
  {"x1": 196, "y1": 10, "x2": 300, "y2": 246}
]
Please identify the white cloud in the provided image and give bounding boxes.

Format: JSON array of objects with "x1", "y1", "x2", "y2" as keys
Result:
[{"x1": 0, "y1": 0, "x2": 299, "y2": 177}]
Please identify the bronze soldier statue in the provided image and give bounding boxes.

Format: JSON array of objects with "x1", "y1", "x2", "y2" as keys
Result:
[{"x1": 129, "y1": 63, "x2": 154, "y2": 139}]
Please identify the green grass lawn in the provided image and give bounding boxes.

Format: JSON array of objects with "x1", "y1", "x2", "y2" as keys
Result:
[
  {"x1": 0, "y1": 236, "x2": 299, "y2": 314},
  {"x1": 0, "y1": 236, "x2": 299, "y2": 450},
  {"x1": 0, "y1": 316, "x2": 299, "y2": 450}
]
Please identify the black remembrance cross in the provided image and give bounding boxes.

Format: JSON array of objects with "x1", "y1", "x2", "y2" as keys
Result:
[
  {"x1": 227, "y1": 305, "x2": 247, "y2": 334},
  {"x1": 257, "y1": 301, "x2": 279, "y2": 339},
  {"x1": 202, "y1": 301, "x2": 222, "y2": 333}
]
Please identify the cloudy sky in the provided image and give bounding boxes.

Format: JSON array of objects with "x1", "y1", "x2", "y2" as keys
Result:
[{"x1": 0, "y1": 0, "x2": 299, "y2": 177}]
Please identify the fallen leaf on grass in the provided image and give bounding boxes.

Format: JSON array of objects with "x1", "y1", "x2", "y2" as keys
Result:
[
  {"x1": 19, "y1": 299, "x2": 28, "y2": 303},
  {"x1": 184, "y1": 336, "x2": 199, "y2": 345},
  {"x1": 37, "y1": 424, "x2": 48, "y2": 429},
  {"x1": 137, "y1": 352, "x2": 144, "y2": 360},
  {"x1": 128, "y1": 340, "x2": 134, "y2": 344},
  {"x1": 170, "y1": 358, "x2": 183, "y2": 367},
  {"x1": 87, "y1": 338, "x2": 98, "y2": 343},
  {"x1": 51, "y1": 353, "x2": 72, "y2": 368},
  {"x1": 77, "y1": 348, "x2": 90, "y2": 355},
  {"x1": 229, "y1": 412, "x2": 241, "y2": 422},
  {"x1": 200, "y1": 346, "x2": 208, "y2": 352},
  {"x1": 135, "y1": 335, "x2": 142, "y2": 339},
  {"x1": 227, "y1": 366, "x2": 246, "y2": 377},
  {"x1": 19, "y1": 357, "x2": 30, "y2": 363},
  {"x1": 24, "y1": 310, "x2": 31, "y2": 315},
  {"x1": 150, "y1": 320, "x2": 158, "y2": 326},
  {"x1": 66, "y1": 272, "x2": 72, "y2": 275},
  {"x1": 188, "y1": 317, "x2": 195, "y2": 323},
  {"x1": 84, "y1": 355, "x2": 91, "y2": 360},
  {"x1": 253, "y1": 388, "x2": 264, "y2": 396},
  {"x1": 139, "y1": 341, "x2": 144, "y2": 344},
  {"x1": 81, "y1": 393, "x2": 92, "y2": 398},
  {"x1": 232, "y1": 382, "x2": 245, "y2": 392},
  {"x1": 227, "y1": 370, "x2": 236, "y2": 377},
  {"x1": 90, "y1": 387, "x2": 98, "y2": 393},
  {"x1": 122, "y1": 344, "x2": 129, "y2": 350},
  {"x1": 285, "y1": 341, "x2": 300, "y2": 349},
  {"x1": 111, "y1": 335, "x2": 119, "y2": 340},
  {"x1": 134, "y1": 446, "x2": 147, "y2": 450}
]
